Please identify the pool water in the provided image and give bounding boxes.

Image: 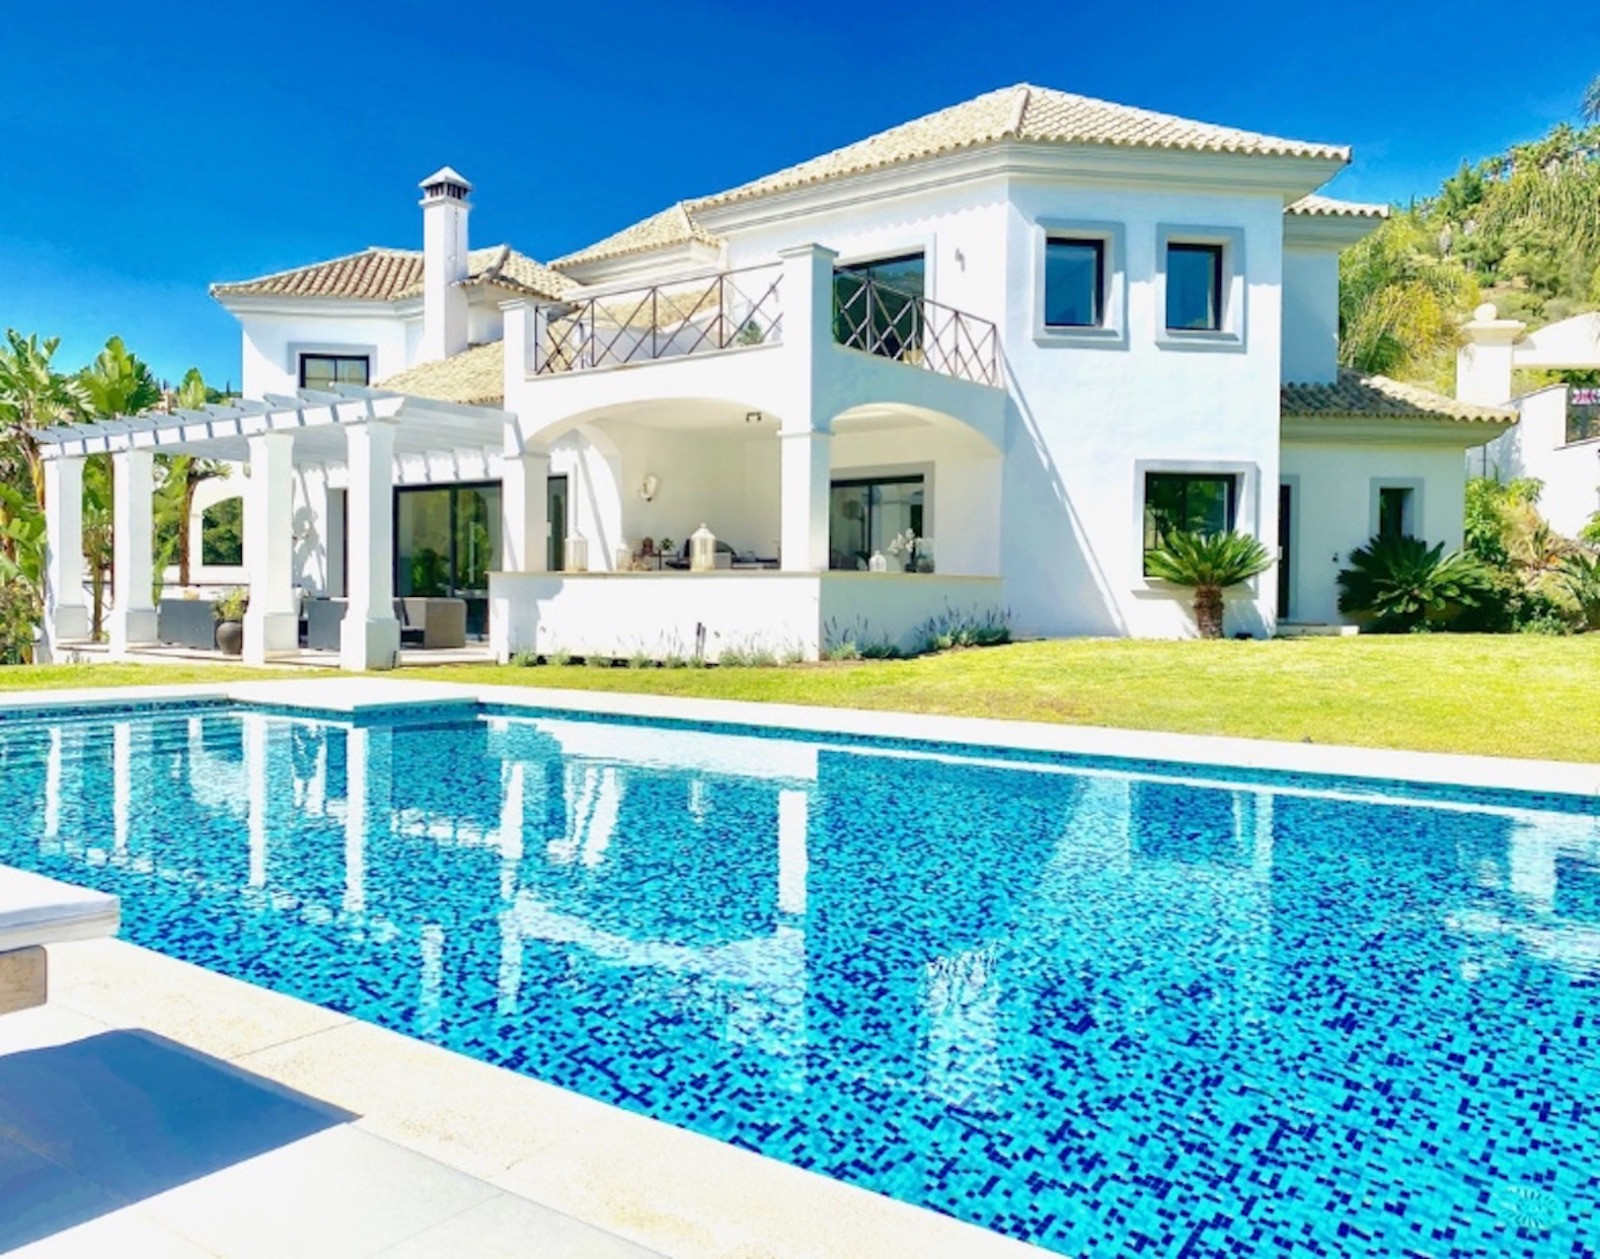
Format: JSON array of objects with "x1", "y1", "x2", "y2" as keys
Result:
[{"x1": 1, "y1": 701, "x2": 1596, "y2": 1258}]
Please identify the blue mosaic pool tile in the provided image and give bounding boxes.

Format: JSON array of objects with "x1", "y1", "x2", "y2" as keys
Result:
[{"x1": 0, "y1": 703, "x2": 1597, "y2": 1256}]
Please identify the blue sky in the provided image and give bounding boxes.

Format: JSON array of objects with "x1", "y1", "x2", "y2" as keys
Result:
[{"x1": 2, "y1": 0, "x2": 1596, "y2": 386}]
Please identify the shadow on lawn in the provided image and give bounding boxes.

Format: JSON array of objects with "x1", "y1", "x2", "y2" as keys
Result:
[{"x1": 0, "y1": 1029, "x2": 351, "y2": 1250}]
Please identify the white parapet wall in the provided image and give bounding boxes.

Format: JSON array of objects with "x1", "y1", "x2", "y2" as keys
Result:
[{"x1": 489, "y1": 572, "x2": 1004, "y2": 662}]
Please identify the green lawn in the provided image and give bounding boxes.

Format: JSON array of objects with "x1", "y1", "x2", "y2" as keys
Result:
[{"x1": 1, "y1": 637, "x2": 1593, "y2": 762}]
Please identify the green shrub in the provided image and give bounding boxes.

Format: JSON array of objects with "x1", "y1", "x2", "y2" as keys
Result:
[
  {"x1": 914, "y1": 605, "x2": 1014, "y2": 653},
  {"x1": 1144, "y1": 530, "x2": 1273, "y2": 639},
  {"x1": 0, "y1": 575, "x2": 41, "y2": 665},
  {"x1": 1336, "y1": 535, "x2": 1492, "y2": 632},
  {"x1": 509, "y1": 650, "x2": 541, "y2": 668}
]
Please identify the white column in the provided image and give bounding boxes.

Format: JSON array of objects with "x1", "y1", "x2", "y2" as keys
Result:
[
  {"x1": 41, "y1": 455, "x2": 88, "y2": 651},
  {"x1": 109, "y1": 448, "x2": 157, "y2": 655},
  {"x1": 775, "y1": 244, "x2": 838, "y2": 574},
  {"x1": 243, "y1": 431, "x2": 298, "y2": 664},
  {"x1": 1457, "y1": 303, "x2": 1526, "y2": 406},
  {"x1": 779, "y1": 430, "x2": 832, "y2": 571},
  {"x1": 500, "y1": 437, "x2": 550, "y2": 574},
  {"x1": 341, "y1": 420, "x2": 401, "y2": 671}
]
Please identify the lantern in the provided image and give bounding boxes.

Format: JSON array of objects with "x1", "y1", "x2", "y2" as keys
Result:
[
  {"x1": 689, "y1": 523, "x2": 717, "y2": 572},
  {"x1": 564, "y1": 534, "x2": 589, "y2": 573}
]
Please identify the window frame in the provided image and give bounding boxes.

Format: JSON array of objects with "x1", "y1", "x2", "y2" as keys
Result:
[
  {"x1": 832, "y1": 250, "x2": 929, "y2": 362},
  {"x1": 1132, "y1": 458, "x2": 1261, "y2": 589},
  {"x1": 1154, "y1": 225, "x2": 1246, "y2": 351},
  {"x1": 1033, "y1": 219, "x2": 1126, "y2": 348},
  {"x1": 1370, "y1": 478, "x2": 1424, "y2": 543},
  {"x1": 827, "y1": 465, "x2": 932, "y2": 572},
  {"x1": 298, "y1": 352, "x2": 372, "y2": 391}
]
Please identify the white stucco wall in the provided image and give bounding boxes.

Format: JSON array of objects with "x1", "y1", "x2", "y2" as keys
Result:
[
  {"x1": 1281, "y1": 248, "x2": 1340, "y2": 385},
  {"x1": 237, "y1": 308, "x2": 414, "y2": 398},
  {"x1": 1281, "y1": 441, "x2": 1469, "y2": 625}
]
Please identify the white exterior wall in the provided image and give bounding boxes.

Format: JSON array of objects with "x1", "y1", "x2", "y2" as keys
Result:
[
  {"x1": 1282, "y1": 441, "x2": 1468, "y2": 625},
  {"x1": 489, "y1": 571, "x2": 1002, "y2": 661},
  {"x1": 1475, "y1": 388, "x2": 1600, "y2": 539},
  {"x1": 238, "y1": 307, "x2": 415, "y2": 398},
  {"x1": 1281, "y1": 248, "x2": 1340, "y2": 385}
]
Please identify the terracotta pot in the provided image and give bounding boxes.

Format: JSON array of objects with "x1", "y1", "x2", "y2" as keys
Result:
[{"x1": 216, "y1": 620, "x2": 244, "y2": 657}]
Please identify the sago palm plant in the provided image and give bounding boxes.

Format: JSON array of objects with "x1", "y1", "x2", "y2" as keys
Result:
[
  {"x1": 1144, "y1": 530, "x2": 1273, "y2": 639},
  {"x1": 1336, "y1": 535, "x2": 1489, "y2": 632}
]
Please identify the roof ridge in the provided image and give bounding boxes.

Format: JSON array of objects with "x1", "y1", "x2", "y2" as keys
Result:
[{"x1": 1008, "y1": 83, "x2": 1031, "y2": 137}]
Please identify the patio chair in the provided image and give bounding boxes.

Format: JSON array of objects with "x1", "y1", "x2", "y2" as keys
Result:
[{"x1": 0, "y1": 866, "x2": 120, "y2": 1015}]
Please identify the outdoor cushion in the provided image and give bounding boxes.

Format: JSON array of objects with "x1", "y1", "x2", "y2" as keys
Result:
[{"x1": 0, "y1": 865, "x2": 120, "y2": 953}]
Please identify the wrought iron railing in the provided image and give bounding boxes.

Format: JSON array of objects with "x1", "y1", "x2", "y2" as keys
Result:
[
  {"x1": 1566, "y1": 387, "x2": 1600, "y2": 444},
  {"x1": 832, "y1": 276, "x2": 999, "y2": 387},
  {"x1": 533, "y1": 264, "x2": 783, "y2": 374}
]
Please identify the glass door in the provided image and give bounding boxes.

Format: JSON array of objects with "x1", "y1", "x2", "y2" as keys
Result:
[
  {"x1": 394, "y1": 483, "x2": 503, "y2": 638},
  {"x1": 548, "y1": 475, "x2": 569, "y2": 572}
]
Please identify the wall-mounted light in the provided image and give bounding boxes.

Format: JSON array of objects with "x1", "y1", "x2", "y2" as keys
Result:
[
  {"x1": 745, "y1": 411, "x2": 763, "y2": 425},
  {"x1": 638, "y1": 474, "x2": 659, "y2": 502}
]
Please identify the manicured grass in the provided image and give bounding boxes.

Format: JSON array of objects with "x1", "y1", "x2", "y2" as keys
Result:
[
  {"x1": 0, "y1": 637, "x2": 1592, "y2": 762},
  {"x1": 414, "y1": 636, "x2": 1600, "y2": 762},
  {"x1": 0, "y1": 663, "x2": 295, "y2": 692}
]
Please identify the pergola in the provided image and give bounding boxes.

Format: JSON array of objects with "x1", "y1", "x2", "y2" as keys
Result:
[{"x1": 33, "y1": 385, "x2": 550, "y2": 670}]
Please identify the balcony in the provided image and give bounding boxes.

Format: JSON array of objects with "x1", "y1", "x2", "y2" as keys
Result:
[{"x1": 529, "y1": 264, "x2": 999, "y2": 388}]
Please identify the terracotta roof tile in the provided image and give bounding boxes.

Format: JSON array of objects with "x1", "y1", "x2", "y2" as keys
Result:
[
  {"x1": 556, "y1": 84, "x2": 1350, "y2": 268},
  {"x1": 378, "y1": 341, "x2": 504, "y2": 407},
  {"x1": 212, "y1": 245, "x2": 571, "y2": 302},
  {"x1": 1286, "y1": 194, "x2": 1390, "y2": 218},
  {"x1": 1282, "y1": 370, "x2": 1515, "y2": 424}
]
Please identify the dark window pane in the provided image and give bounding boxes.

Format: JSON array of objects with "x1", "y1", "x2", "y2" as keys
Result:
[
  {"x1": 1044, "y1": 239, "x2": 1103, "y2": 328},
  {"x1": 299, "y1": 354, "x2": 370, "y2": 390},
  {"x1": 1166, "y1": 243, "x2": 1223, "y2": 331},
  {"x1": 829, "y1": 475, "x2": 925, "y2": 571},
  {"x1": 1143, "y1": 473, "x2": 1238, "y2": 566},
  {"x1": 1378, "y1": 487, "x2": 1412, "y2": 541},
  {"x1": 833, "y1": 254, "x2": 924, "y2": 359}
]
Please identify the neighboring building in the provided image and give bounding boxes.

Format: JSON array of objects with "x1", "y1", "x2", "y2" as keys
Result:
[
  {"x1": 1458, "y1": 306, "x2": 1600, "y2": 538},
  {"x1": 36, "y1": 85, "x2": 1516, "y2": 667}
]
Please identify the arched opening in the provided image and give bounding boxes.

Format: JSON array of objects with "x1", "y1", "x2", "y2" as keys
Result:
[{"x1": 828, "y1": 402, "x2": 1002, "y2": 576}]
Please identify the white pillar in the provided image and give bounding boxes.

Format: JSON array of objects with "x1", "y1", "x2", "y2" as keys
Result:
[
  {"x1": 779, "y1": 430, "x2": 832, "y2": 571},
  {"x1": 341, "y1": 420, "x2": 401, "y2": 671},
  {"x1": 41, "y1": 455, "x2": 88, "y2": 652},
  {"x1": 775, "y1": 244, "x2": 838, "y2": 574},
  {"x1": 1457, "y1": 303, "x2": 1526, "y2": 406},
  {"x1": 109, "y1": 448, "x2": 157, "y2": 656},
  {"x1": 501, "y1": 438, "x2": 551, "y2": 574},
  {"x1": 244, "y1": 431, "x2": 298, "y2": 664}
]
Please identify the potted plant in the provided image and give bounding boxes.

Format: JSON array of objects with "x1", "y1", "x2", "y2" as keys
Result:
[
  {"x1": 1144, "y1": 530, "x2": 1272, "y2": 639},
  {"x1": 213, "y1": 587, "x2": 247, "y2": 656}
]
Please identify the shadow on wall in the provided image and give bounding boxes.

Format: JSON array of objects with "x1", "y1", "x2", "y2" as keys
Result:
[
  {"x1": 0, "y1": 1029, "x2": 351, "y2": 1250},
  {"x1": 1000, "y1": 354, "x2": 1125, "y2": 636}
]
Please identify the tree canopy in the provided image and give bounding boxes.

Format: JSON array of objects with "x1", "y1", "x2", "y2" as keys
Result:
[{"x1": 1340, "y1": 80, "x2": 1600, "y2": 389}]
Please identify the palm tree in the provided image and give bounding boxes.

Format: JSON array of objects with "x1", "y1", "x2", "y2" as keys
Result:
[
  {"x1": 0, "y1": 330, "x2": 88, "y2": 509},
  {"x1": 1144, "y1": 530, "x2": 1273, "y2": 639},
  {"x1": 158, "y1": 368, "x2": 229, "y2": 586},
  {"x1": 79, "y1": 336, "x2": 162, "y2": 632},
  {"x1": 1583, "y1": 74, "x2": 1600, "y2": 125}
]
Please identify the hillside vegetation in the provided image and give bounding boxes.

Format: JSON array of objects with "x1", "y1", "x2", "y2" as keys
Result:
[{"x1": 1339, "y1": 79, "x2": 1600, "y2": 392}]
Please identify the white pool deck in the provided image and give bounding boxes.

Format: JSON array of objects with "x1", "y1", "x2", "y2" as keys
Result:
[{"x1": 1, "y1": 677, "x2": 1595, "y2": 1258}]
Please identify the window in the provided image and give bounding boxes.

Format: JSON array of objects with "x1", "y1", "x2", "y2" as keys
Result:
[
  {"x1": 1143, "y1": 472, "x2": 1237, "y2": 569},
  {"x1": 1165, "y1": 243, "x2": 1224, "y2": 331},
  {"x1": 1377, "y1": 486, "x2": 1414, "y2": 541},
  {"x1": 833, "y1": 253, "x2": 924, "y2": 360},
  {"x1": 299, "y1": 354, "x2": 370, "y2": 391},
  {"x1": 1044, "y1": 238, "x2": 1104, "y2": 328},
  {"x1": 829, "y1": 475, "x2": 925, "y2": 571}
]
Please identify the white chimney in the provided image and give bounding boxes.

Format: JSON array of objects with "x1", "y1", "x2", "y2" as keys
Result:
[
  {"x1": 1457, "y1": 302, "x2": 1526, "y2": 406},
  {"x1": 419, "y1": 166, "x2": 472, "y2": 362}
]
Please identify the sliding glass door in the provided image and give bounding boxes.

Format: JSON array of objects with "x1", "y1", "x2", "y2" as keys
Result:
[{"x1": 394, "y1": 483, "x2": 502, "y2": 637}]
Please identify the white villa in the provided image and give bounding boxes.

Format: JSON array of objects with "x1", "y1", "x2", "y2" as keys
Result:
[{"x1": 35, "y1": 84, "x2": 1517, "y2": 670}]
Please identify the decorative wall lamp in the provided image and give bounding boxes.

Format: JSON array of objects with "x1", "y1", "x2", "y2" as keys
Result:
[{"x1": 638, "y1": 474, "x2": 659, "y2": 502}]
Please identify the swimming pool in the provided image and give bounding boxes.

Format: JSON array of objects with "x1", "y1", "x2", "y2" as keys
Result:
[{"x1": 0, "y1": 698, "x2": 1595, "y2": 1257}]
